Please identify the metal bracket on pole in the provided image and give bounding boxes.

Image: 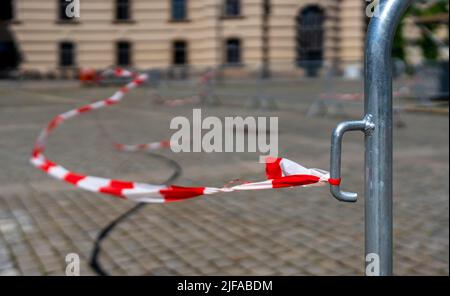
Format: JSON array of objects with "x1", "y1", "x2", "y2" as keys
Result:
[
  {"x1": 329, "y1": 0, "x2": 412, "y2": 276},
  {"x1": 330, "y1": 115, "x2": 374, "y2": 203}
]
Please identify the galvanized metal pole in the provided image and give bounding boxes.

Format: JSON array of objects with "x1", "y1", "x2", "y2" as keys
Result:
[
  {"x1": 330, "y1": 0, "x2": 412, "y2": 276},
  {"x1": 364, "y1": 0, "x2": 412, "y2": 276}
]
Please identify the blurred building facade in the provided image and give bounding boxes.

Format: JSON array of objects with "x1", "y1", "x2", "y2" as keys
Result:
[{"x1": 3, "y1": 0, "x2": 449, "y2": 78}]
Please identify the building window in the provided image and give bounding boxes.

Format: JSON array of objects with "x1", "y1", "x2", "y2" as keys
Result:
[
  {"x1": 0, "y1": 0, "x2": 14, "y2": 21},
  {"x1": 59, "y1": 42, "x2": 76, "y2": 67},
  {"x1": 116, "y1": 0, "x2": 131, "y2": 21},
  {"x1": 0, "y1": 41, "x2": 21, "y2": 71},
  {"x1": 224, "y1": 0, "x2": 241, "y2": 17},
  {"x1": 171, "y1": 0, "x2": 187, "y2": 21},
  {"x1": 173, "y1": 41, "x2": 187, "y2": 65},
  {"x1": 263, "y1": 0, "x2": 271, "y2": 16},
  {"x1": 117, "y1": 41, "x2": 132, "y2": 66},
  {"x1": 58, "y1": 0, "x2": 76, "y2": 21},
  {"x1": 296, "y1": 5, "x2": 324, "y2": 76},
  {"x1": 225, "y1": 38, "x2": 242, "y2": 65}
]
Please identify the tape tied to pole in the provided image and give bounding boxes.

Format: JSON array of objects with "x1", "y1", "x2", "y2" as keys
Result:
[{"x1": 30, "y1": 68, "x2": 336, "y2": 203}]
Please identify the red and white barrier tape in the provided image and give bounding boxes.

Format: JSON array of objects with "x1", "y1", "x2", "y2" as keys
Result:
[{"x1": 30, "y1": 68, "x2": 337, "y2": 203}]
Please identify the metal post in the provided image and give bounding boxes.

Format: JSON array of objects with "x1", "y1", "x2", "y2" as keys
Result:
[
  {"x1": 364, "y1": 0, "x2": 412, "y2": 276},
  {"x1": 330, "y1": 0, "x2": 412, "y2": 276}
]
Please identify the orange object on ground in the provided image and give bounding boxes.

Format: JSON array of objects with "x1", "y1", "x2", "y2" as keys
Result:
[{"x1": 79, "y1": 68, "x2": 98, "y2": 84}]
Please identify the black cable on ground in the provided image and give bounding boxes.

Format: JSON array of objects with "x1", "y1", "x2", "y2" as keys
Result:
[{"x1": 89, "y1": 152, "x2": 183, "y2": 276}]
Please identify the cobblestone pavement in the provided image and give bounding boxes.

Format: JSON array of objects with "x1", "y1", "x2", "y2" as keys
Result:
[{"x1": 0, "y1": 80, "x2": 448, "y2": 276}]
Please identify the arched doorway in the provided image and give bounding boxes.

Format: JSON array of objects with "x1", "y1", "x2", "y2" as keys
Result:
[{"x1": 296, "y1": 5, "x2": 324, "y2": 77}]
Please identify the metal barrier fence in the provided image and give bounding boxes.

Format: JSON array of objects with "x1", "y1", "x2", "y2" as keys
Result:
[
  {"x1": 130, "y1": 59, "x2": 446, "y2": 120},
  {"x1": 396, "y1": 60, "x2": 449, "y2": 103},
  {"x1": 145, "y1": 56, "x2": 447, "y2": 118}
]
